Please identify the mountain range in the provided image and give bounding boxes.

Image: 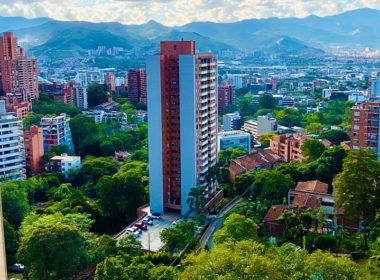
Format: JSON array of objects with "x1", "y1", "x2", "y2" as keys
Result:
[{"x1": 1, "y1": 8, "x2": 380, "y2": 59}]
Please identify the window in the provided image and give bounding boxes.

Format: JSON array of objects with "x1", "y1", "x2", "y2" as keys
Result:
[
  {"x1": 354, "y1": 125, "x2": 359, "y2": 130},
  {"x1": 354, "y1": 111, "x2": 360, "y2": 116},
  {"x1": 353, "y1": 145, "x2": 359, "y2": 150}
]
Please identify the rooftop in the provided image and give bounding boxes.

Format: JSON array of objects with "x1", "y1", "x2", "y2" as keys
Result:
[{"x1": 295, "y1": 180, "x2": 328, "y2": 194}]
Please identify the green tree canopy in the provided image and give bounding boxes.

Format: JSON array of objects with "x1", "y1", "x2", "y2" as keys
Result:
[
  {"x1": 301, "y1": 139, "x2": 327, "y2": 161},
  {"x1": 88, "y1": 84, "x2": 108, "y2": 107},
  {"x1": 319, "y1": 130, "x2": 350, "y2": 145},
  {"x1": 1, "y1": 182, "x2": 30, "y2": 227},
  {"x1": 18, "y1": 223, "x2": 87, "y2": 280},
  {"x1": 160, "y1": 220, "x2": 197, "y2": 253},
  {"x1": 70, "y1": 115, "x2": 101, "y2": 157},
  {"x1": 258, "y1": 132, "x2": 276, "y2": 148},
  {"x1": 275, "y1": 107, "x2": 302, "y2": 127},
  {"x1": 259, "y1": 93, "x2": 275, "y2": 109},
  {"x1": 213, "y1": 213, "x2": 258, "y2": 245},
  {"x1": 335, "y1": 148, "x2": 380, "y2": 249}
]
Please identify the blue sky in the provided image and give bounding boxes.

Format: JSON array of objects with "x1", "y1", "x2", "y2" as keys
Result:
[{"x1": 0, "y1": 0, "x2": 379, "y2": 26}]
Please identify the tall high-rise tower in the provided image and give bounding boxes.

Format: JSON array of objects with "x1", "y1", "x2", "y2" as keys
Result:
[
  {"x1": 146, "y1": 41, "x2": 218, "y2": 215},
  {"x1": 0, "y1": 32, "x2": 38, "y2": 102}
]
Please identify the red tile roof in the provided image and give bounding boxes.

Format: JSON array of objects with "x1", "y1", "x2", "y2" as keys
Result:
[
  {"x1": 291, "y1": 193, "x2": 322, "y2": 209},
  {"x1": 295, "y1": 180, "x2": 328, "y2": 194},
  {"x1": 264, "y1": 204, "x2": 286, "y2": 222},
  {"x1": 231, "y1": 150, "x2": 283, "y2": 174}
]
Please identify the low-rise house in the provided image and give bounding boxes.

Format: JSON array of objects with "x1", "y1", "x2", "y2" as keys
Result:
[
  {"x1": 228, "y1": 149, "x2": 283, "y2": 182},
  {"x1": 264, "y1": 180, "x2": 361, "y2": 236},
  {"x1": 46, "y1": 153, "x2": 81, "y2": 176}
]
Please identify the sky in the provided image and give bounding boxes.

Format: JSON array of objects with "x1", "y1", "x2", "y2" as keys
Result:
[{"x1": 0, "y1": 0, "x2": 380, "y2": 26}]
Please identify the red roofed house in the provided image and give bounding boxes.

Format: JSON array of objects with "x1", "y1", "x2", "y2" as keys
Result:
[
  {"x1": 264, "y1": 180, "x2": 362, "y2": 236},
  {"x1": 228, "y1": 149, "x2": 283, "y2": 183}
]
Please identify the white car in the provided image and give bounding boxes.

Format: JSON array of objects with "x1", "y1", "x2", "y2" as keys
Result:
[
  {"x1": 149, "y1": 213, "x2": 161, "y2": 219},
  {"x1": 132, "y1": 226, "x2": 142, "y2": 234},
  {"x1": 126, "y1": 227, "x2": 135, "y2": 233},
  {"x1": 142, "y1": 218, "x2": 153, "y2": 225}
]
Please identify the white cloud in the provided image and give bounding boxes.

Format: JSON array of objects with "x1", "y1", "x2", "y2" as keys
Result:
[{"x1": 0, "y1": 0, "x2": 379, "y2": 26}]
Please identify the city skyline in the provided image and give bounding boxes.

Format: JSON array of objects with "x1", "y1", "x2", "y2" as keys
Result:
[{"x1": 0, "y1": 0, "x2": 379, "y2": 26}]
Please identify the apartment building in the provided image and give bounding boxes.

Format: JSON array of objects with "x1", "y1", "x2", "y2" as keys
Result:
[
  {"x1": 146, "y1": 41, "x2": 218, "y2": 215},
  {"x1": 350, "y1": 101, "x2": 380, "y2": 158},
  {"x1": 270, "y1": 134, "x2": 311, "y2": 162},
  {"x1": 40, "y1": 113, "x2": 75, "y2": 154},
  {"x1": 23, "y1": 125, "x2": 44, "y2": 176},
  {"x1": 222, "y1": 111, "x2": 242, "y2": 131},
  {"x1": 218, "y1": 81, "x2": 235, "y2": 110},
  {"x1": 243, "y1": 113, "x2": 278, "y2": 139},
  {"x1": 0, "y1": 32, "x2": 38, "y2": 104},
  {"x1": 128, "y1": 69, "x2": 147, "y2": 105},
  {"x1": 0, "y1": 100, "x2": 25, "y2": 180}
]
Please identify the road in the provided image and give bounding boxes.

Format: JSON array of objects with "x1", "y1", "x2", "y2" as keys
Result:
[{"x1": 200, "y1": 197, "x2": 243, "y2": 249}]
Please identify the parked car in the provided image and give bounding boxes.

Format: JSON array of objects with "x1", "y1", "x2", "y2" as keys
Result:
[
  {"x1": 148, "y1": 213, "x2": 160, "y2": 220},
  {"x1": 135, "y1": 223, "x2": 148, "y2": 230},
  {"x1": 152, "y1": 212, "x2": 162, "y2": 218},
  {"x1": 126, "y1": 227, "x2": 136, "y2": 233},
  {"x1": 132, "y1": 226, "x2": 142, "y2": 234},
  {"x1": 142, "y1": 218, "x2": 153, "y2": 225},
  {"x1": 8, "y1": 263, "x2": 24, "y2": 273}
]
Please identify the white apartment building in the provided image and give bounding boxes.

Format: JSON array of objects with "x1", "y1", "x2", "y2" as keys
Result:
[
  {"x1": 244, "y1": 113, "x2": 278, "y2": 139},
  {"x1": 0, "y1": 101, "x2": 25, "y2": 180},
  {"x1": 73, "y1": 84, "x2": 88, "y2": 109},
  {"x1": 222, "y1": 111, "x2": 241, "y2": 131}
]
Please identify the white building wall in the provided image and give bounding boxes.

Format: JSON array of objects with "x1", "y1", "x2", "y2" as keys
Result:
[
  {"x1": 146, "y1": 55, "x2": 164, "y2": 215},
  {"x1": 179, "y1": 55, "x2": 197, "y2": 216}
]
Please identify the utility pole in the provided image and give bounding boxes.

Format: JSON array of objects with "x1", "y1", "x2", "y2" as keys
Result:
[
  {"x1": 148, "y1": 232, "x2": 151, "y2": 256},
  {"x1": 0, "y1": 189, "x2": 7, "y2": 280}
]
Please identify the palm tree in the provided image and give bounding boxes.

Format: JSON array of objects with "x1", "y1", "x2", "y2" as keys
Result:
[{"x1": 186, "y1": 185, "x2": 207, "y2": 213}]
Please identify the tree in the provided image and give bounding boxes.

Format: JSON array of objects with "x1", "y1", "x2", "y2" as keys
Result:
[
  {"x1": 4, "y1": 218, "x2": 19, "y2": 265},
  {"x1": 186, "y1": 185, "x2": 207, "y2": 213},
  {"x1": 305, "y1": 122, "x2": 324, "y2": 134},
  {"x1": 18, "y1": 224, "x2": 87, "y2": 280},
  {"x1": 178, "y1": 241, "x2": 284, "y2": 280},
  {"x1": 77, "y1": 156, "x2": 119, "y2": 196},
  {"x1": 335, "y1": 148, "x2": 380, "y2": 249},
  {"x1": 307, "y1": 250, "x2": 359, "y2": 280},
  {"x1": 96, "y1": 165, "x2": 146, "y2": 227},
  {"x1": 88, "y1": 84, "x2": 108, "y2": 107},
  {"x1": 1, "y1": 182, "x2": 30, "y2": 227},
  {"x1": 233, "y1": 170, "x2": 255, "y2": 195},
  {"x1": 259, "y1": 93, "x2": 275, "y2": 109},
  {"x1": 213, "y1": 213, "x2": 258, "y2": 245},
  {"x1": 319, "y1": 130, "x2": 350, "y2": 145},
  {"x1": 258, "y1": 132, "x2": 276, "y2": 148},
  {"x1": 117, "y1": 234, "x2": 142, "y2": 257},
  {"x1": 22, "y1": 113, "x2": 43, "y2": 130},
  {"x1": 87, "y1": 234, "x2": 117, "y2": 263},
  {"x1": 275, "y1": 107, "x2": 302, "y2": 127},
  {"x1": 251, "y1": 169, "x2": 294, "y2": 208},
  {"x1": 160, "y1": 220, "x2": 197, "y2": 253},
  {"x1": 301, "y1": 139, "x2": 326, "y2": 161},
  {"x1": 70, "y1": 115, "x2": 100, "y2": 157}
]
